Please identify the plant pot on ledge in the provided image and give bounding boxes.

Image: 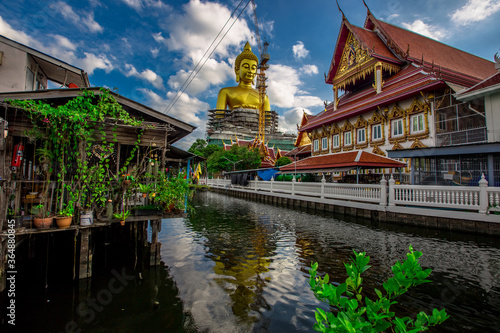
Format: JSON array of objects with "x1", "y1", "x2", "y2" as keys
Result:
[
  {"x1": 55, "y1": 216, "x2": 72, "y2": 229},
  {"x1": 33, "y1": 216, "x2": 53, "y2": 229}
]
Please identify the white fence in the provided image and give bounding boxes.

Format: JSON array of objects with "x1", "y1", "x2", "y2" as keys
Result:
[{"x1": 204, "y1": 174, "x2": 496, "y2": 214}]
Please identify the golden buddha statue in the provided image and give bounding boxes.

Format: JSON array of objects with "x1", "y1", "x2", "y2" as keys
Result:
[{"x1": 216, "y1": 42, "x2": 270, "y2": 111}]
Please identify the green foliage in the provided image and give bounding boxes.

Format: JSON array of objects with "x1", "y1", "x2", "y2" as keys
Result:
[
  {"x1": 188, "y1": 139, "x2": 221, "y2": 159},
  {"x1": 309, "y1": 246, "x2": 449, "y2": 333},
  {"x1": 207, "y1": 144, "x2": 261, "y2": 173},
  {"x1": 58, "y1": 201, "x2": 75, "y2": 217},
  {"x1": 10, "y1": 89, "x2": 144, "y2": 216},
  {"x1": 138, "y1": 183, "x2": 153, "y2": 193},
  {"x1": 275, "y1": 156, "x2": 293, "y2": 167},
  {"x1": 113, "y1": 210, "x2": 130, "y2": 220},
  {"x1": 150, "y1": 171, "x2": 191, "y2": 211}
]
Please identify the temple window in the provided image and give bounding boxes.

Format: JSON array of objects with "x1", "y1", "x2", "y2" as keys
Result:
[
  {"x1": 313, "y1": 139, "x2": 319, "y2": 151},
  {"x1": 332, "y1": 134, "x2": 340, "y2": 148},
  {"x1": 344, "y1": 131, "x2": 352, "y2": 146},
  {"x1": 372, "y1": 124, "x2": 382, "y2": 141},
  {"x1": 411, "y1": 114, "x2": 425, "y2": 133},
  {"x1": 321, "y1": 137, "x2": 328, "y2": 151},
  {"x1": 392, "y1": 119, "x2": 404, "y2": 137},
  {"x1": 357, "y1": 128, "x2": 366, "y2": 143}
]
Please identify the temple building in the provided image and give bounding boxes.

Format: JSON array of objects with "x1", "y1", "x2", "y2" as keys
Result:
[{"x1": 294, "y1": 4, "x2": 498, "y2": 185}]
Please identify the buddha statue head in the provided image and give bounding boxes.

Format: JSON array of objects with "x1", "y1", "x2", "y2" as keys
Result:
[{"x1": 234, "y1": 42, "x2": 259, "y2": 83}]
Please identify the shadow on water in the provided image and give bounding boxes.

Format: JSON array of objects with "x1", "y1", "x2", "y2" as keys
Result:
[{"x1": 1, "y1": 224, "x2": 194, "y2": 333}]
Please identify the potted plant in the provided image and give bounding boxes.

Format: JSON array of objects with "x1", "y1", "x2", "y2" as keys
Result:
[
  {"x1": 138, "y1": 183, "x2": 152, "y2": 198},
  {"x1": 33, "y1": 203, "x2": 53, "y2": 229},
  {"x1": 113, "y1": 210, "x2": 130, "y2": 226},
  {"x1": 55, "y1": 201, "x2": 74, "y2": 229}
]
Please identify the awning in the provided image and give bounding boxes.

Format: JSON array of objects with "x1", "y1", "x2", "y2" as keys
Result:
[{"x1": 279, "y1": 150, "x2": 406, "y2": 174}]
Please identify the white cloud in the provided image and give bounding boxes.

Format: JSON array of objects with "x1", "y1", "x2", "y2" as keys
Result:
[
  {"x1": 50, "y1": 2, "x2": 103, "y2": 33},
  {"x1": 301, "y1": 64, "x2": 318, "y2": 76},
  {"x1": 152, "y1": 32, "x2": 165, "y2": 43},
  {"x1": 292, "y1": 41, "x2": 309, "y2": 59},
  {"x1": 267, "y1": 64, "x2": 323, "y2": 109},
  {"x1": 402, "y1": 19, "x2": 448, "y2": 41},
  {"x1": 82, "y1": 12, "x2": 103, "y2": 33},
  {"x1": 50, "y1": 34, "x2": 77, "y2": 50},
  {"x1": 122, "y1": 0, "x2": 166, "y2": 11},
  {"x1": 140, "y1": 88, "x2": 207, "y2": 126},
  {"x1": 266, "y1": 64, "x2": 323, "y2": 134},
  {"x1": 163, "y1": 0, "x2": 253, "y2": 59},
  {"x1": 279, "y1": 108, "x2": 312, "y2": 134},
  {"x1": 125, "y1": 64, "x2": 164, "y2": 89},
  {"x1": 451, "y1": 0, "x2": 500, "y2": 25},
  {"x1": 167, "y1": 56, "x2": 232, "y2": 97},
  {"x1": 151, "y1": 48, "x2": 160, "y2": 57},
  {"x1": 0, "y1": 16, "x2": 33, "y2": 46},
  {"x1": 77, "y1": 52, "x2": 113, "y2": 74}
]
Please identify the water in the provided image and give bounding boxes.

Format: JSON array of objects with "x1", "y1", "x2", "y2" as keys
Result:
[{"x1": 3, "y1": 191, "x2": 500, "y2": 332}]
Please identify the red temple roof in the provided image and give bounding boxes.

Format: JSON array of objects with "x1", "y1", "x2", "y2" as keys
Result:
[
  {"x1": 366, "y1": 15, "x2": 496, "y2": 81},
  {"x1": 279, "y1": 150, "x2": 406, "y2": 173}
]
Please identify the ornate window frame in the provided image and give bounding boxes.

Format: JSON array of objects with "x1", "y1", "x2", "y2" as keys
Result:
[
  {"x1": 406, "y1": 98, "x2": 429, "y2": 140},
  {"x1": 313, "y1": 139, "x2": 319, "y2": 152},
  {"x1": 354, "y1": 116, "x2": 368, "y2": 149},
  {"x1": 330, "y1": 124, "x2": 342, "y2": 153},
  {"x1": 321, "y1": 136, "x2": 329, "y2": 152},
  {"x1": 388, "y1": 104, "x2": 407, "y2": 144},
  {"x1": 341, "y1": 120, "x2": 354, "y2": 151},
  {"x1": 368, "y1": 109, "x2": 386, "y2": 146},
  {"x1": 332, "y1": 134, "x2": 340, "y2": 149}
]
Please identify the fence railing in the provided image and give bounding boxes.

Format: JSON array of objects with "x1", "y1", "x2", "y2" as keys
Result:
[{"x1": 205, "y1": 174, "x2": 495, "y2": 214}]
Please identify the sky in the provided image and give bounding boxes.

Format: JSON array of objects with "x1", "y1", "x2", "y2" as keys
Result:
[{"x1": 1, "y1": 0, "x2": 499, "y2": 149}]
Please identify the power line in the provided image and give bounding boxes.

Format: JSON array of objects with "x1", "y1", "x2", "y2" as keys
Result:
[{"x1": 164, "y1": 0, "x2": 251, "y2": 115}]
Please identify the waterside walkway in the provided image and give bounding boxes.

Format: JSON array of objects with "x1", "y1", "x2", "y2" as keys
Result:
[{"x1": 203, "y1": 175, "x2": 500, "y2": 236}]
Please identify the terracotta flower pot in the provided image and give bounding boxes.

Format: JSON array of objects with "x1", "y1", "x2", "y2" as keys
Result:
[
  {"x1": 120, "y1": 220, "x2": 125, "y2": 226},
  {"x1": 55, "y1": 216, "x2": 72, "y2": 229},
  {"x1": 33, "y1": 216, "x2": 53, "y2": 229},
  {"x1": 142, "y1": 193, "x2": 147, "y2": 198}
]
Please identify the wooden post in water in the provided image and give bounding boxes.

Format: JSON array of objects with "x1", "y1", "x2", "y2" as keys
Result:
[
  {"x1": 150, "y1": 219, "x2": 161, "y2": 266},
  {"x1": 79, "y1": 228, "x2": 93, "y2": 279}
]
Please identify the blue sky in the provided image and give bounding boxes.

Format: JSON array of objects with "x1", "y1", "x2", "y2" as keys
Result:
[{"x1": 1, "y1": 0, "x2": 499, "y2": 149}]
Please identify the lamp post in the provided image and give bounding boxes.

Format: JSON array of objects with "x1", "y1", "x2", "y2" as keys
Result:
[{"x1": 222, "y1": 157, "x2": 243, "y2": 171}]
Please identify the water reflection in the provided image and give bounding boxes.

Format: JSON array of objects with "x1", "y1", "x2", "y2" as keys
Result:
[{"x1": 160, "y1": 191, "x2": 500, "y2": 333}]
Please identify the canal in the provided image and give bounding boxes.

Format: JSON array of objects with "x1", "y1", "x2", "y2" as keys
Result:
[{"x1": 4, "y1": 191, "x2": 500, "y2": 332}]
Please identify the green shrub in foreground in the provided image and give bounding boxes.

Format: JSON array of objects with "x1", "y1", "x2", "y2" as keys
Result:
[{"x1": 309, "y1": 246, "x2": 448, "y2": 332}]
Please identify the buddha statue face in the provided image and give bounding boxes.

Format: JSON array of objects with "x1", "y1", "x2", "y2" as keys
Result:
[
  {"x1": 234, "y1": 42, "x2": 259, "y2": 84},
  {"x1": 237, "y1": 58, "x2": 258, "y2": 84}
]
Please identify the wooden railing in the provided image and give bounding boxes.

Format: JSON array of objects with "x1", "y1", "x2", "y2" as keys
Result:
[{"x1": 205, "y1": 174, "x2": 497, "y2": 215}]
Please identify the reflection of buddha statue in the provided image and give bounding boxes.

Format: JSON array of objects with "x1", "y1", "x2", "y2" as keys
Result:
[{"x1": 216, "y1": 42, "x2": 270, "y2": 111}]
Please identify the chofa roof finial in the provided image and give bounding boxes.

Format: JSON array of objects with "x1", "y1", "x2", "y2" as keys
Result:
[{"x1": 336, "y1": 0, "x2": 346, "y2": 20}]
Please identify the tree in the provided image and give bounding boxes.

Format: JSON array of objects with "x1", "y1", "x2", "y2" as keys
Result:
[
  {"x1": 275, "y1": 156, "x2": 293, "y2": 167},
  {"x1": 207, "y1": 145, "x2": 261, "y2": 173},
  {"x1": 188, "y1": 139, "x2": 221, "y2": 159}
]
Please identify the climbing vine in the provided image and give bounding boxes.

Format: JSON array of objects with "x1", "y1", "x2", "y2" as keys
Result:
[{"x1": 9, "y1": 88, "x2": 144, "y2": 218}]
